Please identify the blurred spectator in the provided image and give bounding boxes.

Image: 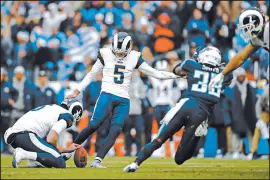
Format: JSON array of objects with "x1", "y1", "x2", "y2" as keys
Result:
[
  {"x1": 141, "y1": 46, "x2": 154, "y2": 64},
  {"x1": 184, "y1": 8, "x2": 209, "y2": 47},
  {"x1": 99, "y1": 2, "x2": 119, "y2": 27},
  {"x1": 42, "y1": 3, "x2": 66, "y2": 33},
  {"x1": 11, "y1": 66, "x2": 40, "y2": 125},
  {"x1": 50, "y1": 27, "x2": 67, "y2": 50},
  {"x1": 92, "y1": 13, "x2": 105, "y2": 32},
  {"x1": 11, "y1": 12, "x2": 28, "y2": 43},
  {"x1": 151, "y1": 13, "x2": 176, "y2": 54},
  {"x1": 124, "y1": 71, "x2": 146, "y2": 156},
  {"x1": 118, "y1": 13, "x2": 135, "y2": 38},
  {"x1": 140, "y1": 72, "x2": 154, "y2": 145},
  {"x1": 133, "y1": 16, "x2": 152, "y2": 50},
  {"x1": 80, "y1": 2, "x2": 98, "y2": 25},
  {"x1": 152, "y1": 1, "x2": 174, "y2": 22},
  {"x1": 57, "y1": 52, "x2": 75, "y2": 81},
  {"x1": 209, "y1": 90, "x2": 232, "y2": 158},
  {"x1": 227, "y1": 68, "x2": 258, "y2": 159},
  {"x1": 175, "y1": 1, "x2": 196, "y2": 46},
  {"x1": 118, "y1": 1, "x2": 135, "y2": 27},
  {"x1": 36, "y1": 70, "x2": 57, "y2": 106},
  {"x1": 212, "y1": 12, "x2": 236, "y2": 54},
  {"x1": 148, "y1": 60, "x2": 179, "y2": 125},
  {"x1": 59, "y1": 8, "x2": 75, "y2": 33},
  {"x1": 34, "y1": 38, "x2": 52, "y2": 71},
  {"x1": 195, "y1": 1, "x2": 219, "y2": 27},
  {"x1": 1, "y1": 24, "x2": 13, "y2": 67},
  {"x1": 64, "y1": 26, "x2": 80, "y2": 50},
  {"x1": 1, "y1": 67, "x2": 18, "y2": 153},
  {"x1": 248, "y1": 70, "x2": 269, "y2": 160}
]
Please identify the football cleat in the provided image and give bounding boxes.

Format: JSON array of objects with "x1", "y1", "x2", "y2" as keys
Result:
[
  {"x1": 90, "y1": 160, "x2": 107, "y2": 168},
  {"x1": 123, "y1": 162, "x2": 139, "y2": 172},
  {"x1": 27, "y1": 160, "x2": 44, "y2": 168},
  {"x1": 12, "y1": 148, "x2": 24, "y2": 168}
]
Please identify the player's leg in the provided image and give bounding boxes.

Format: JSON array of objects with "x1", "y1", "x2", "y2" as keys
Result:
[
  {"x1": 132, "y1": 99, "x2": 191, "y2": 167},
  {"x1": 124, "y1": 115, "x2": 134, "y2": 156},
  {"x1": 91, "y1": 96, "x2": 130, "y2": 167},
  {"x1": 95, "y1": 117, "x2": 111, "y2": 153},
  {"x1": 10, "y1": 132, "x2": 65, "y2": 168},
  {"x1": 174, "y1": 108, "x2": 208, "y2": 165},
  {"x1": 74, "y1": 92, "x2": 114, "y2": 144},
  {"x1": 134, "y1": 115, "x2": 144, "y2": 155}
]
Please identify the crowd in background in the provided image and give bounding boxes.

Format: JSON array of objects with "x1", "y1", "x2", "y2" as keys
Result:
[{"x1": 1, "y1": 1, "x2": 269, "y2": 158}]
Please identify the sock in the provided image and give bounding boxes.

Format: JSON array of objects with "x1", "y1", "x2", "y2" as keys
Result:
[
  {"x1": 170, "y1": 141, "x2": 175, "y2": 157},
  {"x1": 21, "y1": 149, "x2": 37, "y2": 160},
  {"x1": 95, "y1": 157, "x2": 102, "y2": 163}
]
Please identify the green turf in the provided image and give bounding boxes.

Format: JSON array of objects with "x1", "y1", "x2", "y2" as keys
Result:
[{"x1": 1, "y1": 155, "x2": 269, "y2": 179}]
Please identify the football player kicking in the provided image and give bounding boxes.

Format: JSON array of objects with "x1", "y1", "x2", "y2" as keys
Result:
[
  {"x1": 4, "y1": 98, "x2": 83, "y2": 168},
  {"x1": 124, "y1": 46, "x2": 233, "y2": 172},
  {"x1": 65, "y1": 32, "x2": 179, "y2": 168},
  {"x1": 209, "y1": 7, "x2": 269, "y2": 90}
]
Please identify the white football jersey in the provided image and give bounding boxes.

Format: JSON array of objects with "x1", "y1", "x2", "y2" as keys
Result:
[
  {"x1": 99, "y1": 48, "x2": 142, "y2": 99},
  {"x1": 148, "y1": 78, "x2": 180, "y2": 107},
  {"x1": 4, "y1": 104, "x2": 73, "y2": 141},
  {"x1": 77, "y1": 48, "x2": 178, "y2": 99}
]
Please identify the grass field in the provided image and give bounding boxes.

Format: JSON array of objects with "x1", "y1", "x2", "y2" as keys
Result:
[{"x1": 1, "y1": 155, "x2": 269, "y2": 179}]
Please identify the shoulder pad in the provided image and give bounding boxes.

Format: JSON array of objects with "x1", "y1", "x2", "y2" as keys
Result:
[{"x1": 58, "y1": 113, "x2": 74, "y2": 128}]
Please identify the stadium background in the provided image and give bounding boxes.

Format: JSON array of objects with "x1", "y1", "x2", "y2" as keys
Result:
[{"x1": 1, "y1": 1, "x2": 269, "y2": 158}]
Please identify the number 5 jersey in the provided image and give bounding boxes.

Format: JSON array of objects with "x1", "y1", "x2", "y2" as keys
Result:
[{"x1": 77, "y1": 48, "x2": 178, "y2": 99}]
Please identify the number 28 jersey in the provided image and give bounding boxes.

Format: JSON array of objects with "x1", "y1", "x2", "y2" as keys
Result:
[{"x1": 180, "y1": 59, "x2": 233, "y2": 115}]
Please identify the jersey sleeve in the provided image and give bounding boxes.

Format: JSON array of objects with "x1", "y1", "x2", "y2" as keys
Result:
[
  {"x1": 173, "y1": 59, "x2": 194, "y2": 75},
  {"x1": 97, "y1": 49, "x2": 105, "y2": 66},
  {"x1": 58, "y1": 113, "x2": 74, "y2": 128},
  {"x1": 135, "y1": 56, "x2": 145, "y2": 69}
]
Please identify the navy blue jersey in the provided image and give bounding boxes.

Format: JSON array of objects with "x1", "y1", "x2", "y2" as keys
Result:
[{"x1": 175, "y1": 59, "x2": 233, "y2": 116}]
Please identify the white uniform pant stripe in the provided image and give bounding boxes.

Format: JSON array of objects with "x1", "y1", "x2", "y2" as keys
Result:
[
  {"x1": 29, "y1": 133, "x2": 60, "y2": 158},
  {"x1": 162, "y1": 98, "x2": 189, "y2": 125}
]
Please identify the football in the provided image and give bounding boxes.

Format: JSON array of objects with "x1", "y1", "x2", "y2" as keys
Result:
[{"x1": 74, "y1": 146, "x2": 88, "y2": 168}]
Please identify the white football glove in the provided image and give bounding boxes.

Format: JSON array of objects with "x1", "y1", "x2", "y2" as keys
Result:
[
  {"x1": 195, "y1": 121, "x2": 208, "y2": 137},
  {"x1": 209, "y1": 73, "x2": 224, "y2": 91}
]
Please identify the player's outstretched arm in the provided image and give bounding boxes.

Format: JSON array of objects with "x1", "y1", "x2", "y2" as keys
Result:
[
  {"x1": 47, "y1": 120, "x2": 81, "y2": 153},
  {"x1": 221, "y1": 43, "x2": 260, "y2": 76},
  {"x1": 138, "y1": 62, "x2": 179, "y2": 80},
  {"x1": 64, "y1": 60, "x2": 104, "y2": 99},
  {"x1": 209, "y1": 43, "x2": 259, "y2": 90}
]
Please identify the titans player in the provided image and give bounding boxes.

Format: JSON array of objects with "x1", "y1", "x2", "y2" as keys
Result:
[
  {"x1": 124, "y1": 46, "x2": 233, "y2": 172},
  {"x1": 65, "y1": 32, "x2": 179, "y2": 168},
  {"x1": 209, "y1": 7, "x2": 269, "y2": 90},
  {"x1": 4, "y1": 98, "x2": 83, "y2": 168}
]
